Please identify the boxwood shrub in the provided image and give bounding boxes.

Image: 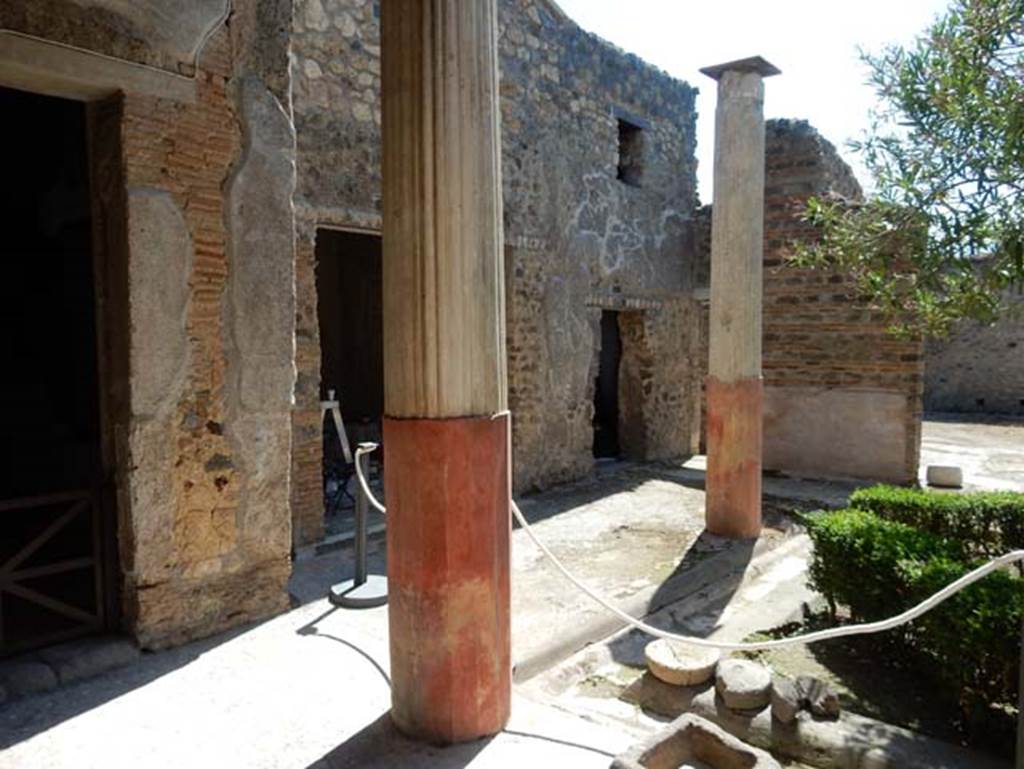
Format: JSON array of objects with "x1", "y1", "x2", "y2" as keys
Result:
[
  {"x1": 848, "y1": 484, "x2": 1024, "y2": 557},
  {"x1": 804, "y1": 505, "x2": 1024, "y2": 712}
]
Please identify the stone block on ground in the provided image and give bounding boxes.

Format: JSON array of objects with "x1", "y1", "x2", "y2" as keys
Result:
[
  {"x1": 37, "y1": 636, "x2": 141, "y2": 686},
  {"x1": 611, "y1": 712, "x2": 781, "y2": 769},
  {"x1": 796, "y1": 675, "x2": 840, "y2": 719},
  {"x1": 715, "y1": 658, "x2": 771, "y2": 711},
  {"x1": 926, "y1": 465, "x2": 963, "y2": 488},
  {"x1": 770, "y1": 676, "x2": 800, "y2": 723},
  {"x1": 645, "y1": 639, "x2": 721, "y2": 686},
  {"x1": 0, "y1": 660, "x2": 57, "y2": 698}
]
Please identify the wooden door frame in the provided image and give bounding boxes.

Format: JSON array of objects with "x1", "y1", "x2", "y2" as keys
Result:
[{"x1": 86, "y1": 92, "x2": 129, "y2": 632}]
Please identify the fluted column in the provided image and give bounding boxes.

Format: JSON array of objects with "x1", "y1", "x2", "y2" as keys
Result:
[
  {"x1": 380, "y1": 0, "x2": 510, "y2": 744},
  {"x1": 700, "y1": 57, "x2": 779, "y2": 538}
]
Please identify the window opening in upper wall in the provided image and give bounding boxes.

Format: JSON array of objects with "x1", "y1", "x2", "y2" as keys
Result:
[{"x1": 616, "y1": 118, "x2": 644, "y2": 187}]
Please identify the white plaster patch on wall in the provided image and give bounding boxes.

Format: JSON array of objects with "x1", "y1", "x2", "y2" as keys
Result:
[{"x1": 126, "y1": 186, "x2": 192, "y2": 420}]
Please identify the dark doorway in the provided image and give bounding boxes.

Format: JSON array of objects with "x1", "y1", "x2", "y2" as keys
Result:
[
  {"x1": 593, "y1": 310, "x2": 622, "y2": 458},
  {"x1": 0, "y1": 86, "x2": 110, "y2": 655},
  {"x1": 316, "y1": 230, "x2": 384, "y2": 439},
  {"x1": 316, "y1": 230, "x2": 384, "y2": 526}
]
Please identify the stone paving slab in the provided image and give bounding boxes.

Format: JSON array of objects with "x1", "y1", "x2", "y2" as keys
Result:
[
  {"x1": 509, "y1": 460, "x2": 834, "y2": 681},
  {"x1": 0, "y1": 598, "x2": 629, "y2": 769},
  {"x1": 0, "y1": 636, "x2": 140, "y2": 702}
]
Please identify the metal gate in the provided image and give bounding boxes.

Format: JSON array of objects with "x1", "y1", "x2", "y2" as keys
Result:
[{"x1": 0, "y1": 490, "x2": 105, "y2": 656}]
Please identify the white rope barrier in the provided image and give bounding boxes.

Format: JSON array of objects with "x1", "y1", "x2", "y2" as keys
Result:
[
  {"x1": 354, "y1": 452, "x2": 1023, "y2": 651},
  {"x1": 511, "y1": 500, "x2": 1024, "y2": 651},
  {"x1": 354, "y1": 444, "x2": 387, "y2": 514}
]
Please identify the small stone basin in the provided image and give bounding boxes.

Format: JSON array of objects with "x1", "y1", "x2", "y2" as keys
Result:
[{"x1": 611, "y1": 714, "x2": 780, "y2": 769}]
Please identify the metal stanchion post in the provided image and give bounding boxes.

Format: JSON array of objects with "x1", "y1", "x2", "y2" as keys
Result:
[{"x1": 329, "y1": 443, "x2": 387, "y2": 608}]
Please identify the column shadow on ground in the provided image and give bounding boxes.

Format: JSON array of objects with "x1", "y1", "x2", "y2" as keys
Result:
[
  {"x1": 605, "y1": 531, "x2": 757, "y2": 669},
  {"x1": 304, "y1": 714, "x2": 618, "y2": 769}
]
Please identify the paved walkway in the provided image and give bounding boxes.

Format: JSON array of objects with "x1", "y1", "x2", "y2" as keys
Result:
[
  {"x1": 920, "y1": 414, "x2": 1024, "y2": 491},
  {"x1": 0, "y1": 461, "x2": 856, "y2": 769},
  {"x1": 0, "y1": 598, "x2": 633, "y2": 769},
  {"x1": 5, "y1": 418, "x2": 1018, "y2": 768}
]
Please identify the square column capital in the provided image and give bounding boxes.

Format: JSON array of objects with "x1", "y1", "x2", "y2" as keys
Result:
[{"x1": 700, "y1": 56, "x2": 781, "y2": 81}]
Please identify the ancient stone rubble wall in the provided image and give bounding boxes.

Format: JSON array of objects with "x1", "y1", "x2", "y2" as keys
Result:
[
  {"x1": 289, "y1": 0, "x2": 703, "y2": 543},
  {"x1": 1, "y1": 1, "x2": 298, "y2": 647},
  {"x1": 697, "y1": 119, "x2": 924, "y2": 483},
  {"x1": 924, "y1": 291, "x2": 1024, "y2": 415},
  {"x1": 290, "y1": 0, "x2": 384, "y2": 547},
  {"x1": 498, "y1": 0, "x2": 702, "y2": 492}
]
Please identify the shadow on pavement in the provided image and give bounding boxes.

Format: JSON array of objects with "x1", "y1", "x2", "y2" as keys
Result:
[
  {"x1": 305, "y1": 714, "x2": 490, "y2": 769},
  {"x1": 305, "y1": 717, "x2": 617, "y2": 768},
  {"x1": 0, "y1": 623, "x2": 252, "y2": 751},
  {"x1": 295, "y1": 605, "x2": 391, "y2": 687},
  {"x1": 605, "y1": 531, "x2": 757, "y2": 668}
]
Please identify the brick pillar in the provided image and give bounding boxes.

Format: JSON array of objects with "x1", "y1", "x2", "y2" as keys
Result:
[
  {"x1": 380, "y1": 0, "x2": 510, "y2": 744},
  {"x1": 700, "y1": 57, "x2": 779, "y2": 539}
]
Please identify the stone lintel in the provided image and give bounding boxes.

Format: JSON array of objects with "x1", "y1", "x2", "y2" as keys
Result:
[
  {"x1": 0, "y1": 31, "x2": 197, "y2": 103},
  {"x1": 699, "y1": 56, "x2": 780, "y2": 82}
]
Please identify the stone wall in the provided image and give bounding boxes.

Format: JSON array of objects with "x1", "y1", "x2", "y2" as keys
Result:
[
  {"x1": 290, "y1": 0, "x2": 382, "y2": 546},
  {"x1": 1, "y1": 1, "x2": 298, "y2": 648},
  {"x1": 499, "y1": 0, "x2": 701, "y2": 492},
  {"x1": 698, "y1": 119, "x2": 923, "y2": 484},
  {"x1": 924, "y1": 292, "x2": 1024, "y2": 415},
  {"x1": 289, "y1": 0, "x2": 702, "y2": 542}
]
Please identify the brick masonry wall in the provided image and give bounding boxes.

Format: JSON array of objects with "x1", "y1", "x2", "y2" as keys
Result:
[
  {"x1": 697, "y1": 119, "x2": 924, "y2": 483},
  {"x1": 6, "y1": 1, "x2": 299, "y2": 648},
  {"x1": 924, "y1": 291, "x2": 1024, "y2": 415},
  {"x1": 289, "y1": 0, "x2": 703, "y2": 542},
  {"x1": 116, "y1": 26, "x2": 294, "y2": 647},
  {"x1": 290, "y1": 228, "x2": 329, "y2": 546}
]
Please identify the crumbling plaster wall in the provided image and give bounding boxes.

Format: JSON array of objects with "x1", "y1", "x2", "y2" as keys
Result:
[
  {"x1": 288, "y1": 0, "x2": 702, "y2": 543},
  {"x1": 499, "y1": 0, "x2": 702, "y2": 492},
  {"x1": 697, "y1": 119, "x2": 924, "y2": 484},
  {"x1": 2, "y1": 0, "x2": 299, "y2": 648},
  {"x1": 0, "y1": 0, "x2": 229, "y2": 76}
]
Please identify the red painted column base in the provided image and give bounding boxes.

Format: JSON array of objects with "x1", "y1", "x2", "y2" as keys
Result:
[
  {"x1": 705, "y1": 376, "x2": 763, "y2": 539},
  {"x1": 383, "y1": 413, "x2": 511, "y2": 745}
]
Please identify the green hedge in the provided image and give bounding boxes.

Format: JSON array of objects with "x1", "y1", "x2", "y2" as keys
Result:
[
  {"x1": 848, "y1": 484, "x2": 1024, "y2": 557},
  {"x1": 805, "y1": 507, "x2": 1023, "y2": 711}
]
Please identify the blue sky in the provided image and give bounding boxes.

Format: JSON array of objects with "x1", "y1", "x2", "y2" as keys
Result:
[{"x1": 553, "y1": 0, "x2": 952, "y2": 201}]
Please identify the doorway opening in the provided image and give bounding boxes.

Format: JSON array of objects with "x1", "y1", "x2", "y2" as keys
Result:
[
  {"x1": 0, "y1": 86, "x2": 111, "y2": 655},
  {"x1": 315, "y1": 230, "x2": 384, "y2": 535},
  {"x1": 593, "y1": 310, "x2": 622, "y2": 459}
]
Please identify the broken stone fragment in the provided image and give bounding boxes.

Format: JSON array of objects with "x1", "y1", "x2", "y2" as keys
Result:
[
  {"x1": 715, "y1": 658, "x2": 772, "y2": 710},
  {"x1": 644, "y1": 639, "x2": 721, "y2": 686},
  {"x1": 770, "y1": 676, "x2": 800, "y2": 723},
  {"x1": 796, "y1": 674, "x2": 841, "y2": 719},
  {"x1": 611, "y1": 713, "x2": 782, "y2": 769}
]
